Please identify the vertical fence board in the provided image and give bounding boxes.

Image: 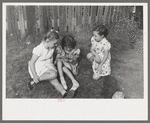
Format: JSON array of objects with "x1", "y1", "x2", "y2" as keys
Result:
[
  {"x1": 76, "y1": 6, "x2": 81, "y2": 32},
  {"x1": 39, "y1": 6, "x2": 44, "y2": 33},
  {"x1": 53, "y1": 6, "x2": 58, "y2": 30},
  {"x1": 72, "y1": 6, "x2": 76, "y2": 31},
  {"x1": 88, "y1": 6, "x2": 92, "y2": 27},
  {"x1": 103, "y1": 6, "x2": 109, "y2": 25},
  {"x1": 57, "y1": 6, "x2": 60, "y2": 31},
  {"x1": 66, "y1": 6, "x2": 69, "y2": 31},
  {"x1": 6, "y1": 6, "x2": 12, "y2": 33},
  {"x1": 74, "y1": 6, "x2": 77, "y2": 31},
  {"x1": 97, "y1": 6, "x2": 104, "y2": 24},
  {"x1": 26, "y1": 6, "x2": 36, "y2": 36},
  {"x1": 68, "y1": 6, "x2": 72, "y2": 31},
  {"x1": 111, "y1": 6, "x2": 117, "y2": 23},
  {"x1": 48, "y1": 6, "x2": 52, "y2": 30},
  {"x1": 14, "y1": 6, "x2": 19, "y2": 36},
  {"x1": 42, "y1": 6, "x2": 48, "y2": 33},
  {"x1": 91, "y1": 6, "x2": 97, "y2": 27},
  {"x1": 18, "y1": 6, "x2": 26, "y2": 38},
  {"x1": 83, "y1": 6, "x2": 89, "y2": 31}
]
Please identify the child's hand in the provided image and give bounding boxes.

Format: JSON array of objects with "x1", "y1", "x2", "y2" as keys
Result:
[
  {"x1": 94, "y1": 54, "x2": 101, "y2": 64},
  {"x1": 33, "y1": 76, "x2": 40, "y2": 83},
  {"x1": 98, "y1": 64, "x2": 102, "y2": 74}
]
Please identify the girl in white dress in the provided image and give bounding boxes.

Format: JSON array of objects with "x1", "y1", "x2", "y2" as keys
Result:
[
  {"x1": 28, "y1": 30, "x2": 67, "y2": 98},
  {"x1": 87, "y1": 25, "x2": 111, "y2": 80}
]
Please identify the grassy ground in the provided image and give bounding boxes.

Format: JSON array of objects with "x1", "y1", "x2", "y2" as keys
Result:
[{"x1": 6, "y1": 26, "x2": 143, "y2": 98}]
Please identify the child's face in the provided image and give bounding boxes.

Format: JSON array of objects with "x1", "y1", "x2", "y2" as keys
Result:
[
  {"x1": 47, "y1": 39, "x2": 58, "y2": 48},
  {"x1": 64, "y1": 46, "x2": 73, "y2": 53},
  {"x1": 93, "y1": 31, "x2": 104, "y2": 42}
]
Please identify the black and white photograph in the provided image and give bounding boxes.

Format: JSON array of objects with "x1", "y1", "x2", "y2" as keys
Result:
[{"x1": 2, "y1": 2, "x2": 148, "y2": 120}]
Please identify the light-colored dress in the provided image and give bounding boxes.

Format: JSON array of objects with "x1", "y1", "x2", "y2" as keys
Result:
[
  {"x1": 91, "y1": 36, "x2": 111, "y2": 76},
  {"x1": 56, "y1": 46, "x2": 80, "y2": 75},
  {"x1": 28, "y1": 41, "x2": 57, "y2": 78}
]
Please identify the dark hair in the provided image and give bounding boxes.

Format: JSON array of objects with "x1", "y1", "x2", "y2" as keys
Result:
[
  {"x1": 43, "y1": 29, "x2": 59, "y2": 41},
  {"x1": 61, "y1": 35, "x2": 76, "y2": 49},
  {"x1": 93, "y1": 25, "x2": 109, "y2": 37}
]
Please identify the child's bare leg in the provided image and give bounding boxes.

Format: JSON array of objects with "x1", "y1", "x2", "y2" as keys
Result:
[
  {"x1": 39, "y1": 70, "x2": 57, "y2": 81},
  {"x1": 40, "y1": 70, "x2": 67, "y2": 97},
  {"x1": 62, "y1": 66, "x2": 79, "y2": 91},
  {"x1": 87, "y1": 52, "x2": 95, "y2": 62},
  {"x1": 57, "y1": 60, "x2": 67, "y2": 90},
  {"x1": 50, "y1": 78, "x2": 67, "y2": 97}
]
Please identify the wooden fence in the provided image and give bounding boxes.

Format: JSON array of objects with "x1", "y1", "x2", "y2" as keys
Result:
[{"x1": 6, "y1": 6, "x2": 136, "y2": 38}]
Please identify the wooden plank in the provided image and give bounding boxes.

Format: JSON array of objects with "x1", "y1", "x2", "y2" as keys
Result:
[
  {"x1": 73, "y1": 6, "x2": 77, "y2": 32},
  {"x1": 53, "y1": 6, "x2": 58, "y2": 30},
  {"x1": 6, "y1": 6, "x2": 12, "y2": 33},
  {"x1": 76, "y1": 6, "x2": 81, "y2": 32},
  {"x1": 107, "y1": 6, "x2": 113, "y2": 26},
  {"x1": 58, "y1": 6, "x2": 63, "y2": 32},
  {"x1": 71, "y1": 6, "x2": 75, "y2": 31},
  {"x1": 88, "y1": 6, "x2": 92, "y2": 25},
  {"x1": 95, "y1": 6, "x2": 99, "y2": 23},
  {"x1": 103, "y1": 6, "x2": 109, "y2": 25},
  {"x1": 26, "y1": 6, "x2": 36, "y2": 36},
  {"x1": 117, "y1": 6, "x2": 123, "y2": 22},
  {"x1": 59, "y1": 6, "x2": 66, "y2": 32},
  {"x1": 11, "y1": 6, "x2": 17, "y2": 36},
  {"x1": 75, "y1": 6, "x2": 79, "y2": 32},
  {"x1": 42, "y1": 6, "x2": 48, "y2": 33},
  {"x1": 83, "y1": 6, "x2": 89, "y2": 31},
  {"x1": 111, "y1": 6, "x2": 117, "y2": 23},
  {"x1": 115, "y1": 6, "x2": 120, "y2": 23},
  {"x1": 18, "y1": 6, "x2": 26, "y2": 38},
  {"x1": 66, "y1": 6, "x2": 69, "y2": 32},
  {"x1": 97, "y1": 6, "x2": 104, "y2": 24},
  {"x1": 91, "y1": 6, "x2": 97, "y2": 27},
  {"x1": 38, "y1": 6, "x2": 44, "y2": 33},
  {"x1": 14, "y1": 6, "x2": 19, "y2": 36},
  {"x1": 68, "y1": 6, "x2": 72, "y2": 31},
  {"x1": 57, "y1": 6, "x2": 60, "y2": 31},
  {"x1": 48, "y1": 6, "x2": 52, "y2": 30}
]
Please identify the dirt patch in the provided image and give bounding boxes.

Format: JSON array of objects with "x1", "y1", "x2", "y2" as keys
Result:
[{"x1": 111, "y1": 30, "x2": 143, "y2": 98}]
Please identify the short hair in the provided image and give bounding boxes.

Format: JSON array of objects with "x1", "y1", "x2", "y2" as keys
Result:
[
  {"x1": 93, "y1": 25, "x2": 109, "y2": 37},
  {"x1": 43, "y1": 29, "x2": 59, "y2": 41},
  {"x1": 61, "y1": 35, "x2": 76, "y2": 49}
]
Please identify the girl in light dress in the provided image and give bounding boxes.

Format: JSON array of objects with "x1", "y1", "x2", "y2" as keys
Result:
[{"x1": 28, "y1": 30, "x2": 68, "y2": 98}]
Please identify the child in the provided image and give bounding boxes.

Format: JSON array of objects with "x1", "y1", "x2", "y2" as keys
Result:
[
  {"x1": 28, "y1": 30, "x2": 67, "y2": 98},
  {"x1": 87, "y1": 25, "x2": 111, "y2": 80},
  {"x1": 56, "y1": 35, "x2": 80, "y2": 98}
]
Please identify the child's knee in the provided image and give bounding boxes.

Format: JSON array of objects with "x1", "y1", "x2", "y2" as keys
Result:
[
  {"x1": 87, "y1": 53, "x2": 94, "y2": 61},
  {"x1": 51, "y1": 71, "x2": 58, "y2": 79},
  {"x1": 57, "y1": 60, "x2": 63, "y2": 66},
  {"x1": 62, "y1": 66, "x2": 67, "y2": 71}
]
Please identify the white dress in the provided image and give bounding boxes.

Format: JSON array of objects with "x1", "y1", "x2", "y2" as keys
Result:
[
  {"x1": 28, "y1": 41, "x2": 57, "y2": 78},
  {"x1": 91, "y1": 36, "x2": 111, "y2": 76}
]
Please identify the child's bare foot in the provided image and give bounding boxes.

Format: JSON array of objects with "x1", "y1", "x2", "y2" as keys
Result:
[
  {"x1": 71, "y1": 80, "x2": 79, "y2": 91},
  {"x1": 60, "y1": 77, "x2": 68, "y2": 90}
]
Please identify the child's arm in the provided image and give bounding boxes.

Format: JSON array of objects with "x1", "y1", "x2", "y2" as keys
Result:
[
  {"x1": 98, "y1": 49, "x2": 110, "y2": 73},
  {"x1": 29, "y1": 54, "x2": 40, "y2": 83},
  {"x1": 90, "y1": 43, "x2": 97, "y2": 56},
  {"x1": 91, "y1": 44, "x2": 101, "y2": 63},
  {"x1": 69, "y1": 49, "x2": 80, "y2": 65}
]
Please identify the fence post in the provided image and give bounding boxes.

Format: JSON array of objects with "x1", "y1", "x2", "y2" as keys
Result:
[{"x1": 26, "y1": 6, "x2": 36, "y2": 40}]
